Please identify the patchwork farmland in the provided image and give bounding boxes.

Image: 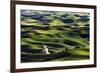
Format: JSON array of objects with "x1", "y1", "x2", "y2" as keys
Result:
[{"x1": 21, "y1": 10, "x2": 90, "y2": 62}]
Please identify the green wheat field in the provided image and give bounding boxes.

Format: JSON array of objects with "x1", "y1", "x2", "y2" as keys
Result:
[{"x1": 21, "y1": 10, "x2": 90, "y2": 63}]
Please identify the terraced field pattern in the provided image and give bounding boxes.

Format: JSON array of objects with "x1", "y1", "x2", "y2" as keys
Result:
[{"x1": 21, "y1": 10, "x2": 90, "y2": 63}]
